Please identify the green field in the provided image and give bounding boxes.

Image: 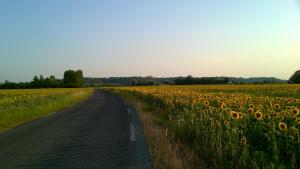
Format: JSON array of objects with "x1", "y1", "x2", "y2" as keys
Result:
[
  {"x1": 0, "y1": 88, "x2": 93, "y2": 132},
  {"x1": 109, "y1": 85, "x2": 300, "y2": 169}
]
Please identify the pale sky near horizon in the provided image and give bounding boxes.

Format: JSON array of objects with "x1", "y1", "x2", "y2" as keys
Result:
[{"x1": 0, "y1": 0, "x2": 300, "y2": 82}]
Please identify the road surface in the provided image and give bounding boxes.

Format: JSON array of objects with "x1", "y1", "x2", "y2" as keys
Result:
[{"x1": 0, "y1": 90, "x2": 152, "y2": 169}]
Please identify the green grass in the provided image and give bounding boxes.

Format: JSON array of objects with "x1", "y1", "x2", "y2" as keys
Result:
[{"x1": 0, "y1": 88, "x2": 93, "y2": 132}]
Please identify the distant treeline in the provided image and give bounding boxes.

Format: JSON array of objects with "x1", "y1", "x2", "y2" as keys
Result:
[
  {"x1": 174, "y1": 76, "x2": 229, "y2": 85},
  {"x1": 2, "y1": 70, "x2": 296, "y2": 88},
  {"x1": 85, "y1": 76, "x2": 168, "y2": 86},
  {"x1": 85, "y1": 76, "x2": 287, "y2": 86},
  {"x1": 0, "y1": 70, "x2": 84, "y2": 89}
]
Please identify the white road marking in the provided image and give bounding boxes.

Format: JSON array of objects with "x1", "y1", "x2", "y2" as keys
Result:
[
  {"x1": 127, "y1": 108, "x2": 131, "y2": 114},
  {"x1": 130, "y1": 123, "x2": 136, "y2": 142}
]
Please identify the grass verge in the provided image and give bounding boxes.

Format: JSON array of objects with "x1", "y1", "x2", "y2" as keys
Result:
[{"x1": 125, "y1": 98, "x2": 204, "y2": 169}]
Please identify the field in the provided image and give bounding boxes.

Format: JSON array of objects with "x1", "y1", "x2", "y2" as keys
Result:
[
  {"x1": 0, "y1": 88, "x2": 93, "y2": 132},
  {"x1": 109, "y1": 85, "x2": 300, "y2": 169}
]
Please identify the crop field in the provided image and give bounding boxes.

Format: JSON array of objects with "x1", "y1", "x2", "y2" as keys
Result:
[
  {"x1": 110, "y1": 85, "x2": 300, "y2": 169},
  {"x1": 0, "y1": 88, "x2": 93, "y2": 132}
]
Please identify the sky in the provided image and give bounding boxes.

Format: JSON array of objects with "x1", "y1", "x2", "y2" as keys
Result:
[{"x1": 0, "y1": 0, "x2": 300, "y2": 82}]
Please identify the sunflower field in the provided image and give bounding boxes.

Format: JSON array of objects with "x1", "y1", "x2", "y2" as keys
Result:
[
  {"x1": 109, "y1": 85, "x2": 300, "y2": 169},
  {"x1": 0, "y1": 88, "x2": 93, "y2": 132}
]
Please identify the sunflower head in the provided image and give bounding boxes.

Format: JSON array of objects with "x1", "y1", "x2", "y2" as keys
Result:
[
  {"x1": 291, "y1": 107, "x2": 299, "y2": 116},
  {"x1": 279, "y1": 122, "x2": 287, "y2": 131},
  {"x1": 264, "y1": 115, "x2": 271, "y2": 120},
  {"x1": 230, "y1": 111, "x2": 239, "y2": 120},
  {"x1": 286, "y1": 106, "x2": 291, "y2": 110},
  {"x1": 238, "y1": 112, "x2": 243, "y2": 119},
  {"x1": 254, "y1": 111, "x2": 263, "y2": 120},
  {"x1": 240, "y1": 136, "x2": 247, "y2": 145},
  {"x1": 249, "y1": 104, "x2": 254, "y2": 109},
  {"x1": 224, "y1": 120, "x2": 229, "y2": 126},
  {"x1": 247, "y1": 108, "x2": 254, "y2": 114},
  {"x1": 272, "y1": 113, "x2": 280, "y2": 118},
  {"x1": 274, "y1": 104, "x2": 280, "y2": 109},
  {"x1": 204, "y1": 100, "x2": 209, "y2": 106},
  {"x1": 296, "y1": 118, "x2": 300, "y2": 125},
  {"x1": 220, "y1": 102, "x2": 226, "y2": 109}
]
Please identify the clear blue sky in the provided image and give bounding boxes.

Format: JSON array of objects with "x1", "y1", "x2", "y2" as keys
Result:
[{"x1": 0, "y1": 0, "x2": 299, "y2": 82}]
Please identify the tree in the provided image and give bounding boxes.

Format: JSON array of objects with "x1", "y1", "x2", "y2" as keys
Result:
[
  {"x1": 289, "y1": 70, "x2": 300, "y2": 84},
  {"x1": 63, "y1": 70, "x2": 84, "y2": 88}
]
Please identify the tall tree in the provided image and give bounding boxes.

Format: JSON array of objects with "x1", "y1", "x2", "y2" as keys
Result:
[
  {"x1": 63, "y1": 70, "x2": 84, "y2": 88},
  {"x1": 289, "y1": 70, "x2": 300, "y2": 84}
]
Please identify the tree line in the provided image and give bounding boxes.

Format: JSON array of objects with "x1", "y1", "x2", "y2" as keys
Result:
[
  {"x1": 0, "y1": 70, "x2": 84, "y2": 89},
  {"x1": 1, "y1": 69, "x2": 299, "y2": 89},
  {"x1": 174, "y1": 76, "x2": 229, "y2": 85}
]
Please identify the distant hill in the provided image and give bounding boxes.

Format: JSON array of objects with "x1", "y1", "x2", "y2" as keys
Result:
[
  {"x1": 228, "y1": 77, "x2": 287, "y2": 84},
  {"x1": 84, "y1": 76, "x2": 287, "y2": 86}
]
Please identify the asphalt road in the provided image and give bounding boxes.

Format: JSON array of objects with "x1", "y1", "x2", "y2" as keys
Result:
[{"x1": 0, "y1": 90, "x2": 152, "y2": 169}]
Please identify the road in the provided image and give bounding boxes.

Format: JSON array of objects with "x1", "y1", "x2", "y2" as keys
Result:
[{"x1": 0, "y1": 90, "x2": 152, "y2": 169}]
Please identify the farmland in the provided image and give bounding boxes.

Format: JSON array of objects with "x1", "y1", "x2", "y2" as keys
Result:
[
  {"x1": 109, "y1": 85, "x2": 300, "y2": 169},
  {"x1": 0, "y1": 88, "x2": 93, "y2": 132}
]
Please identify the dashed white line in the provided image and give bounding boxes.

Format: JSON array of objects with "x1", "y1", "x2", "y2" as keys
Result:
[
  {"x1": 127, "y1": 108, "x2": 131, "y2": 114},
  {"x1": 130, "y1": 123, "x2": 136, "y2": 142}
]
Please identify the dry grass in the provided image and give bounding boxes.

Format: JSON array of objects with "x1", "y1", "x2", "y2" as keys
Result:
[{"x1": 129, "y1": 100, "x2": 205, "y2": 169}]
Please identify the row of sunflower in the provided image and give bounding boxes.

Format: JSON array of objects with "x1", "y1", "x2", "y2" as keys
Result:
[
  {"x1": 109, "y1": 85, "x2": 300, "y2": 169},
  {"x1": 0, "y1": 88, "x2": 93, "y2": 131}
]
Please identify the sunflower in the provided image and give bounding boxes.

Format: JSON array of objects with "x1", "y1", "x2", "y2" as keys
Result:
[
  {"x1": 240, "y1": 136, "x2": 247, "y2": 145},
  {"x1": 291, "y1": 107, "x2": 299, "y2": 116},
  {"x1": 278, "y1": 122, "x2": 287, "y2": 131},
  {"x1": 220, "y1": 102, "x2": 226, "y2": 109},
  {"x1": 238, "y1": 112, "x2": 243, "y2": 119},
  {"x1": 230, "y1": 111, "x2": 239, "y2": 120},
  {"x1": 249, "y1": 104, "x2": 254, "y2": 109},
  {"x1": 296, "y1": 118, "x2": 300, "y2": 125},
  {"x1": 286, "y1": 106, "x2": 291, "y2": 110},
  {"x1": 247, "y1": 108, "x2": 254, "y2": 114},
  {"x1": 264, "y1": 115, "x2": 271, "y2": 120},
  {"x1": 254, "y1": 111, "x2": 263, "y2": 120},
  {"x1": 274, "y1": 104, "x2": 280, "y2": 109},
  {"x1": 224, "y1": 120, "x2": 229, "y2": 126},
  {"x1": 204, "y1": 100, "x2": 209, "y2": 106},
  {"x1": 284, "y1": 110, "x2": 290, "y2": 116},
  {"x1": 272, "y1": 112, "x2": 280, "y2": 118}
]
